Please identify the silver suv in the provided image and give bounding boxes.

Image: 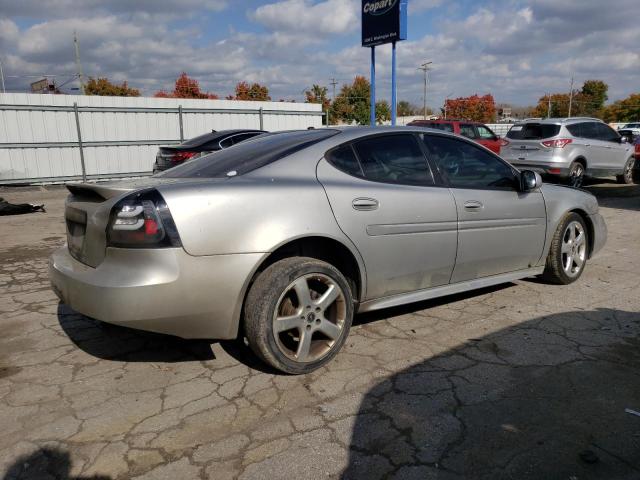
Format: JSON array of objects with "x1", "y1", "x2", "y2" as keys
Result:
[{"x1": 503, "y1": 117, "x2": 636, "y2": 187}]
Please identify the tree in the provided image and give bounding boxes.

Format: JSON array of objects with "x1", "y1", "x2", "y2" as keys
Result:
[
  {"x1": 531, "y1": 80, "x2": 610, "y2": 119},
  {"x1": 85, "y1": 77, "x2": 140, "y2": 97},
  {"x1": 397, "y1": 100, "x2": 419, "y2": 117},
  {"x1": 153, "y1": 73, "x2": 218, "y2": 99},
  {"x1": 305, "y1": 84, "x2": 331, "y2": 125},
  {"x1": 330, "y1": 76, "x2": 373, "y2": 125},
  {"x1": 602, "y1": 93, "x2": 640, "y2": 122},
  {"x1": 443, "y1": 94, "x2": 496, "y2": 123},
  {"x1": 230, "y1": 81, "x2": 271, "y2": 101},
  {"x1": 375, "y1": 100, "x2": 391, "y2": 124}
]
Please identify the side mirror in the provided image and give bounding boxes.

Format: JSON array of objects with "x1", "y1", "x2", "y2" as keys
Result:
[
  {"x1": 620, "y1": 136, "x2": 628, "y2": 144},
  {"x1": 520, "y1": 170, "x2": 542, "y2": 191}
]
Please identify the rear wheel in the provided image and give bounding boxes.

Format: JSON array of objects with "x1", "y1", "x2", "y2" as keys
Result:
[
  {"x1": 244, "y1": 257, "x2": 353, "y2": 374},
  {"x1": 542, "y1": 213, "x2": 589, "y2": 285},
  {"x1": 567, "y1": 161, "x2": 585, "y2": 188},
  {"x1": 616, "y1": 157, "x2": 635, "y2": 184}
]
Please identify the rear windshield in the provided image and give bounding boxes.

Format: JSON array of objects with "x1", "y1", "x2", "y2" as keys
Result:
[
  {"x1": 160, "y1": 129, "x2": 339, "y2": 178},
  {"x1": 180, "y1": 132, "x2": 217, "y2": 147},
  {"x1": 506, "y1": 123, "x2": 561, "y2": 140}
]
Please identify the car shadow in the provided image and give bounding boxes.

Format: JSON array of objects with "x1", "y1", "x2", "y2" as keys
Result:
[
  {"x1": 57, "y1": 303, "x2": 215, "y2": 363},
  {"x1": 2, "y1": 447, "x2": 111, "y2": 480},
  {"x1": 583, "y1": 181, "x2": 640, "y2": 212},
  {"x1": 342, "y1": 307, "x2": 640, "y2": 479}
]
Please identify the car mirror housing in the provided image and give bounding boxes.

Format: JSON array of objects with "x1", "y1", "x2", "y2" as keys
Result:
[
  {"x1": 620, "y1": 136, "x2": 628, "y2": 144},
  {"x1": 520, "y1": 170, "x2": 542, "y2": 191}
]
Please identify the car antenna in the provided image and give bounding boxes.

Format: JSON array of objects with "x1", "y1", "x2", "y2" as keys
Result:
[{"x1": 211, "y1": 129, "x2": 217, "y2": 133}]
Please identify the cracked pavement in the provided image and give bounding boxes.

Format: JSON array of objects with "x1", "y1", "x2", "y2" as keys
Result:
[{"x1": 0, "y1": 182, "x2": 639, "y2": 479}]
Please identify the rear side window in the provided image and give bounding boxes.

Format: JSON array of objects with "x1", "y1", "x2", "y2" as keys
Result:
[
  {"x1": 459, "y1": 124, "x2": 478, "y2": 139},
  {"x1": 352, "y1": 134, "x2": 434, "y2": 186},
  {"x1": 326, "y1": 144, "x2": 363, "y2": 177},
  {"x1": 507, "y1": 123, "x2": 561, "y2": 140},
  {"x1": 161, "y1": 129, "x2": 338, "y2": 178}
]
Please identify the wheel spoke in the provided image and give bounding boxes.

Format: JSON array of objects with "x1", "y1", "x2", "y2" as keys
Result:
[
  {"x1": 274, "y1": 314, "x2": 304, "y2": 333},
  {"x1": 293, "y1": 277, "x2": 312, "y2": 308},
  {"x1": 296, "y1": 329, "x2": 312, "y2": 361},
  {"x1": 574, "y1": 254, "x2": 584, "y2": 268},
  {"x1": 316, "y1": 284, "x2": 340, "y2": 310},
  {"x1": 575, "y1": 231, "x2": 585, "y2": 246},
  {"x1": 569, "y1": 226, "x2": 576, "y2": 242},
  {"x1": 564, "y1": 254, "x2": 573, "y2": 272},
  {"x1": 561, "y1": 241, "x2": 572, "y2": 254},
  {"x1": 318, "y1": 319, "x2": 341, "y2": 340}
]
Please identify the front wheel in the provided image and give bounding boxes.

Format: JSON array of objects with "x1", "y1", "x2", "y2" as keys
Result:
[
  {"x1": 616, "y1": 157, "x2": 636, "y2": 184},
  {"x1": 244, "y1": 257, "x2": 353, "y2": 374},
  {"x1": 541, "y1": 213, "x2": 589, "y2": 285}
]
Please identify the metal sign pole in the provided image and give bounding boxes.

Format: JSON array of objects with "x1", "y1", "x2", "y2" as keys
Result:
[
  {"x1": 391, "y1": 41, "x2": 397, "y2": 126},
  {"x1": 370, "y1": 46, "x2": 376, "y2": 127}
]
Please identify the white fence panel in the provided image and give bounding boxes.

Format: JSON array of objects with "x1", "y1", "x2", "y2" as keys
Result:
[{"x1": 0, "y1": 93, "x2": 322, "y2": 184}]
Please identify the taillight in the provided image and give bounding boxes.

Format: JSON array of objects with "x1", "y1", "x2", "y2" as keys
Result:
[
  {"x1": 172, "y1": 151, "x2": 197, "y2": 163},
  {"x1": 499, "y1": 139, "x2": 510, "y2": 147},
  {"x1": 541, "y1": 139, "x2": 572, "y2": 148},
  {"x1": 108, "y1": 190, "x2": 181, "y2": 248}
]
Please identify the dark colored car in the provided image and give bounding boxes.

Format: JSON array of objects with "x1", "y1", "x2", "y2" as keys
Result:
[
  {"x1": 407, "y1": 119, "x2": 503, "y2": 154},
  {"x1": 153, "y1": 129, "x2": 266, "y2": 173}
]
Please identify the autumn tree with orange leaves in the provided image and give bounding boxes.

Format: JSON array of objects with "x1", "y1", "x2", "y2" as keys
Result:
[
  {"x1": 154, "y1": 73, "x2": 219, "y2": 99},
  {"x1": 227, "y1": 81, "x2": 271, "y2": 101},
  {"x1": 443, "y1": 94, "x2": 496, "y2": 123}
]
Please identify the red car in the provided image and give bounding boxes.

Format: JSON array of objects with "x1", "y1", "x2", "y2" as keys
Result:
[{"x1": 407, "y1": 119, "x2": 503, "y2": 155}]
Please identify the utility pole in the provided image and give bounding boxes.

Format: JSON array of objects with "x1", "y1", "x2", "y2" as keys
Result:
[
  {"x1": 73, "y1": 31, "x2": 85, "y2": 95},
  {"x1": 329, "y1": 78, "x2": 338, "y2": 101},
  {"x1": 418, "y1": 61, "x2": 432, "y2": 119},
  {"x1": 0, "y1": 59, "x2": 5, "y2": 94},
  {"x1": 567, "y1": 76, "x2": 574, "y2": 118},
  {"x1": 547, "y1": 93, "x2": 552, "y2": 119}
]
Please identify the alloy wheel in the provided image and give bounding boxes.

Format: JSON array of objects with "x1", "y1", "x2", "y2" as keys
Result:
[
  {"x1": 272, "y1": 273, "x2": 347, "y2": 363},
  {"x1": 569, "y1": 164, "x2": 584, "y2": 188},
  {"x1": 561, "y1": 220, "x2": 587, "y2": 278}
]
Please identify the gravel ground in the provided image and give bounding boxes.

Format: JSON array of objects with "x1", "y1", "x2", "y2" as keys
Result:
[{"x1": 0, "y1": 182, "x2": 638, "y2": 480}]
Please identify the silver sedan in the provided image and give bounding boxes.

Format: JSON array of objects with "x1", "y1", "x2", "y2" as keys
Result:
[{"x1": 50, "y1": 127, "x2": 607, "y2": 374}]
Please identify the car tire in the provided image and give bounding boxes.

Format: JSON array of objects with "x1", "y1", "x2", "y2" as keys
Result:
[
  {"x1": 244, "y1": 257, "x2": 353, "y2": 374},
  {"x1": 541, "y1": 212, "x2": 589, "y2": 285},
  {"x1": 567, "y1": 161, "x2": 585, "y2": 188},
  {"x1": 616, "y1": 157, "x2": 636, "y2": 184}
]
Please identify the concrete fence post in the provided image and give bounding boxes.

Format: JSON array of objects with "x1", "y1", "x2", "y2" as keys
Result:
[
  {"x1": 73, "y1": 102, "x2": 87, "y2": 182},
  {"x1": 178, "y1": 105, "x2": 184, "y2": 142}
]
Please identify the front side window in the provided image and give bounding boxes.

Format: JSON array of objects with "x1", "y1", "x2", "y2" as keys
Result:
[
  {"x1": 476, "y1": 125, "x2": 497, "y2": 139},
  {"x1": 595, "y1": 123, "x2": 620, "y2": 142},
  {"x1": 352, "y1": 134, "x2": 434, "y2": 186},
  {"x1": 422, "y1": 135, "x2": 517, "y2": 190}
]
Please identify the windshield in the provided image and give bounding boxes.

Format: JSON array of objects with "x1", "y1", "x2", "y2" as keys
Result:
[
  {"x1": 159, "y1": 129, "x2": 339, "y2": 178},
  {"x1": 506, "y1": 123, "x2": 561, "y2": 140},
  {"x1": 624, "y1": 123, "x2": 640, "y2": 128}
]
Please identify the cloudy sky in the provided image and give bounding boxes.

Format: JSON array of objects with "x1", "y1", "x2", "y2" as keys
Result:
[{"x1": 0, "y1": 0, "x2": 638, "y2": 108}]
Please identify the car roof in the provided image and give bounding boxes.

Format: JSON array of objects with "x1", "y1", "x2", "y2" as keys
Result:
[
  {"x1": 180, "y1": 129, "x2": 266, "y2": 147},
  {"x1": 409, "y1": 119, "x2": 485, "y2": 125},
  {"x1": 516, "y1": 117, "x2": 603, "y2": 125}
]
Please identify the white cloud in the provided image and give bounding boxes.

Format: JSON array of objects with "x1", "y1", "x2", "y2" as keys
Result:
[{"x1": 251, "y1": 0, "x2": 359, "y2": 35}]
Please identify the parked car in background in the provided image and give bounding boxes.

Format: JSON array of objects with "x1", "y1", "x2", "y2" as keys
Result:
[
  {"x1": 618, "y1": 122, "x2": 640, "y2": 136},
  {"x1": 502, "y1": 117, "x2": 636, "y2": 187},
  {"x1": 153, "y1": 129, "x2": 265, "y2": 173},
  {"x1": 50, "y1": 127, "x2": 607, "y2": 374},
  {"x1": 407, "y1": 119, "x2": 503, "y2": 154}
]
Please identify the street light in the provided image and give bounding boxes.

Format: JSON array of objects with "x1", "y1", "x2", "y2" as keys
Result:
[{"x1": 418, "y1": 61, "x2": 432, "y2": 119}]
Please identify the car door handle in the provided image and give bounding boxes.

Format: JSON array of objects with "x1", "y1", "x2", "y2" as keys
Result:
[
  {"x1": 352, "y1": 198, "x2": 379, "y2": 211},
  {"x1": 584, "y1": 143, "x2": 590, "y2": 147},
  {"x1": 464, "y1": 200, "x2": 484, "y2": 211}
]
